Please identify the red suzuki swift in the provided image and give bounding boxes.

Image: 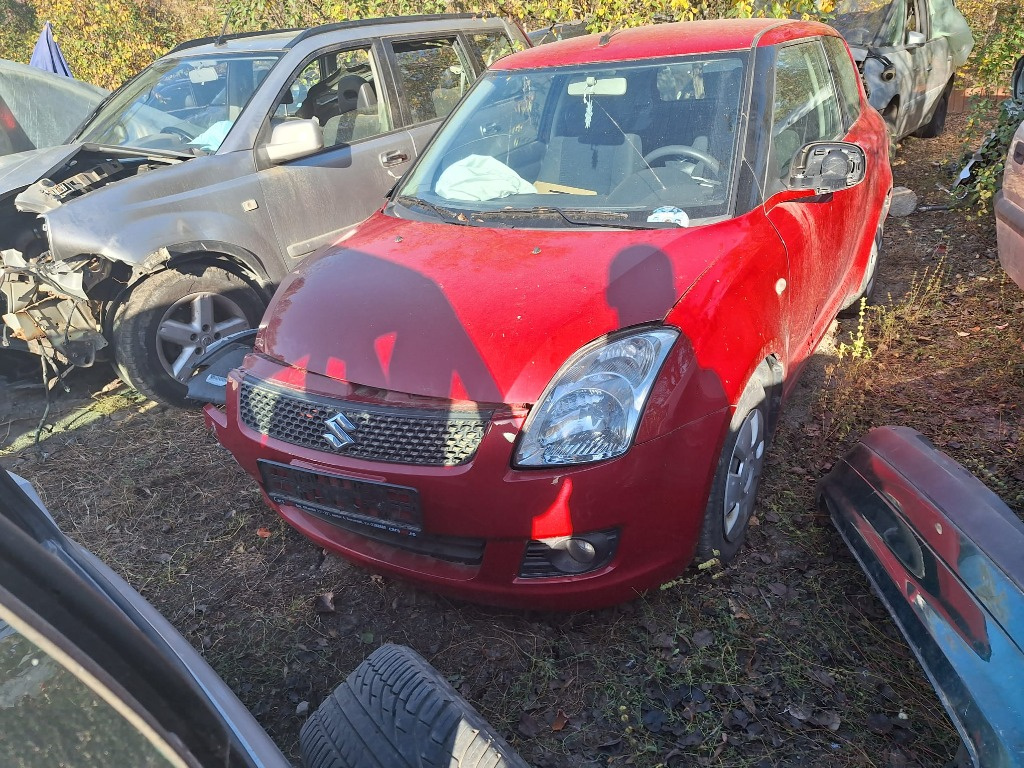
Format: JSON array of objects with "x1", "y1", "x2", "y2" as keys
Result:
[{"x1": 205, "y1": 19, "x2": 892, "y2": 610}]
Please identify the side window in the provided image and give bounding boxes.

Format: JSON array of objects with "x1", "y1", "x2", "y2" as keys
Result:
[
  {"x1": 469, "y1": 32, "x2": 516, "y2": 68},
  {"x1": 0, "y1": 616, "x2": 177, "y2": 766},
  {"x1": 276, "y1": 60, "x2": 320, "y2": 118},
  {"x1": 905, "y1": 0, "x2": 921, "y2": 38},
  {"x1": 392, "y1": 37, "x2": 473, "y2": 124},
  {"x1": 823, "y1": 36, "x2": 862, "y2": 129},
  {"x1": 770, "y1": 41, "x2": 844, "y2": 178},
  {"x1": 278, "y1": 46, "x2": 391, "y2": 148}
]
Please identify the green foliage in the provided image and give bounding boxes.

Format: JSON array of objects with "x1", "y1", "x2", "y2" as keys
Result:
[
  {"x1": 960, "y1": 100, "x2": 1021, "y2": 214},
  {"x1": 957, "y1": 0, "x2": 1024, "y2": 93},
  {"x1": 0, "y1": 0, "x2": 38, "y2": 63},
  {"x1": 0, "y1": 0, "x2": 217, "y2": 91},
  {"x1": 215, "y1": 0, "x2": 832, "y2": 37}
]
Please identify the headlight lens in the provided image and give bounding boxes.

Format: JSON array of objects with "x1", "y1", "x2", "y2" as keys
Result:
[{"x1": 514, "y1": 328, "x2": 678, "y2": 467}]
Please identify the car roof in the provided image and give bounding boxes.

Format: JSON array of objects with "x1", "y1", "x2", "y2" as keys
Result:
[
  {"x1": 494, "y1": 18, "x2": 837, "y2": 69},
  {"x1": 169, "y1": 13, "x2": 509, "y2": 55}
]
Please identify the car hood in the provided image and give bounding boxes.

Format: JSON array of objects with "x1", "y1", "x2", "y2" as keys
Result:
[
  {"x1": 260, "y1": 212, "x2": 722, "y2": 405},
  {"x1": 0, "y1": 144, "x2": 80, "y2": 199}
]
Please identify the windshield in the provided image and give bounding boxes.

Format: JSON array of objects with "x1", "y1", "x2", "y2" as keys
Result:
[
  {"x1": 77, "y1": 53, "x2": 281, "y2": 154},
  {"x1": 395, "y1": 54, "x2": 747, "y2": 229},
  {"x1": 831, "y1": 0, "x2": 904, "y2": 48}
]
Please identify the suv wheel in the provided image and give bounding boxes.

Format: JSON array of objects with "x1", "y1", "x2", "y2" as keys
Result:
[{"x1": 112, "y1": 265, "x2": 265, "y2": 406}]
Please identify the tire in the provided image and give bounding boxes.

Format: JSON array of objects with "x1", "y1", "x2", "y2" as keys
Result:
[
  {"x1": 696, "y1": 369, "x2": 771, "y2": 564},
  {"x1": 838, "y1": 229, "x2": 881, "y2": 318},
  {"x1": 111, "y1": 264, "x2": 265, "y2": 407},
  {"x1": 913, "y1": 79, "x2": 953, "y2": 139},
  {"x1": 301, "y1": 644, "x2": 529, "y2": 768}
]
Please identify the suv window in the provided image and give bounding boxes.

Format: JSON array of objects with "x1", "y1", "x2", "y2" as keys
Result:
[
  {"x1": 0, "y1": 615, "x2": 178, "y2": 767},
  {"x1": 281, "y1": 46, "x2": 391, "y2": 147},
  {"x1": 469, "y1": 31, "x2": 516, "y2": 68},
  {"x1": 822, "y1": 35, "x2": 862, "y2": 129},
  {"x1": 392, "y1": 37, "x2": 473, "y2": 124},
  {"x1": 770, "y1": 41, "x2": 844, "y2": 178}
]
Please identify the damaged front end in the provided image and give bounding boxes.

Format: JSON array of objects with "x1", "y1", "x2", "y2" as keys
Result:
[{"x1": 0, "y1": 146, "x2": 183, "y2": 367}]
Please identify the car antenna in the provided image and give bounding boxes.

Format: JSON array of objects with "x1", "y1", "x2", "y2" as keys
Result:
[
  {"x1": 598, "y1": 29, "x2": 617, "y2": 46},
  {"x1": 214, "y1": 9, "x2": 233, "y2": 46}
]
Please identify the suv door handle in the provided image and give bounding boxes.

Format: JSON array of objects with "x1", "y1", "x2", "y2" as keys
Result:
[
  {"x1": 1014, "y1": 141, "x2": 1024, "y2": 165},
  {"x1": 380, "y1": 150, "x2": 409, "y2": 167}
]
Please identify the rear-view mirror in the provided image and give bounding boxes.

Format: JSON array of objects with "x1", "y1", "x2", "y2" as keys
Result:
[
  {"x1": 567, "y1": 77, "x2": 627, "y2": 96},
  {"x1": 787, "y1": 141, "x2": 866, "y2": 195},
  {"x1": 265, "y1": 119, "x2": 323, "y2": 164}
]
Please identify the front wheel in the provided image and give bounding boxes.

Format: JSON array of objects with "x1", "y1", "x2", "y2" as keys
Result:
[
  {"x1": 111, "y1": 265, "x2": 265, "y2": 407},
  {"x1": 696, "y1": 370, "x2": 771, "y2": 564}
]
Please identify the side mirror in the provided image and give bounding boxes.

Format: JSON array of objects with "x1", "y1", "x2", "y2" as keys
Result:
[
  {"x1": 265, "y1": 119, "x2": 323, "y2": 164},
  {"x1": 788, "y1": 142, "x2": 866, "y2": 195},
  {"x1": 906, "y1": 30, "x2": 926, "y2": 47}
]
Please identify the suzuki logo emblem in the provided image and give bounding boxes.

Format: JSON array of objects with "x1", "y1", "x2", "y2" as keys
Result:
[{"x1": 323, "y1": 412, "x2": 357, "y2": 450}]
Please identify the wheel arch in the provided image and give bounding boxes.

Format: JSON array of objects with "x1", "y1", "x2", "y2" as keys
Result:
[{"x1": 103, "y1": 243, "x2": 274, "y2": 333}]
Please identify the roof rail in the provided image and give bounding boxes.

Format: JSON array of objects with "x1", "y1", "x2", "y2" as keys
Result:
[
  {"x1": 285, "y1": 12, "x2": 497, "y2": 48},
  {"x1": 168, "y1": 13, "x2": 499, "y2": 55},
  {"x1": 168, "y1": 28, "x2": 302, "y2": 54}
]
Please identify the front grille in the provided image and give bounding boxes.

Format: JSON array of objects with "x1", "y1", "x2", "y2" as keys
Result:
[{"x1": 239, "y1": 379, "x2": 489, "y2": 466}]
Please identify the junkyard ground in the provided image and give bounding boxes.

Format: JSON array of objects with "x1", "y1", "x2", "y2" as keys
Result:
[{"x1": 2, "y1": 111, "x2": 1018, "y2": 767}]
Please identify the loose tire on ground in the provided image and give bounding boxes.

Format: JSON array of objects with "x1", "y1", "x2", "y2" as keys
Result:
[
  {"x1": 301, "y1": 644, "x2": 529, "y2": 768},
  {"x1": 696, "y1": 368, "x2": 771, "y2": 564},
  {"x1": 111, "y1": 264, "x2": 265, "y2": 407}
]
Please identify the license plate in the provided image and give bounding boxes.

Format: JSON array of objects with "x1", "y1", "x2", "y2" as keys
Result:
[{"x1": 258, "y1": 460, "x2": 422, "y2": 536}]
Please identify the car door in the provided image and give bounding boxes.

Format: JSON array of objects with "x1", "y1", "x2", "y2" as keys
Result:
[
  {"x1": 900, "y1": 0, "x2": 932, "y2": 132},
  {"x1": 764, "y1": 38, "x2": 869, "y2": 358},
  {"x1": 918, "y1": 0, "x2": 954, "y2": 118},
  {"x1": 258, "y1": 41, "x2": 418, "y2": 263}
]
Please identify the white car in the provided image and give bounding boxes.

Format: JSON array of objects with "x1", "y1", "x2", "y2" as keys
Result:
[{"x1": 831, "y1": 0, "x2": 973, "y2": 145}]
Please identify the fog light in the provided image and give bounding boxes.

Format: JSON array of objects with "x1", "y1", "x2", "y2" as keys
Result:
[
  {"x1": 519, "y1": 529, "x2": 619, "y2": 578},
  {"x1": 566, "y1": 538, "x2": 597, "y2": 564}
]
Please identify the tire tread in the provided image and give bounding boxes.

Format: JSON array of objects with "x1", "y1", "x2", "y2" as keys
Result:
[{"x1": 300, "y1": 644, "x2": 528, "y2": 768}]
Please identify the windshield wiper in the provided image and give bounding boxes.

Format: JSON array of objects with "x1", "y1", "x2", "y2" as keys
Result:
[
  {"x1": 473, "y1": 206, "x2": 670, "y2": 230},
  {"x1": 394, "y1": 195, "x2": 472, "y2": 225}
]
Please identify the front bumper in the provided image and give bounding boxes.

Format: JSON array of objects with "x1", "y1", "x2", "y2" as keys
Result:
[
  {"x1": 0, "y1": 251, "x2": 108, "y2": 366},
  {"x1": 208, "y1": 354, "x2": 728, "y2": 610}
]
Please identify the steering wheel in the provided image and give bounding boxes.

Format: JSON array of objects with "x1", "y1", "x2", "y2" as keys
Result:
[
  {"x1": 643, "y1": 145, "x2": 722, "y2": 178},
  {"x1": 160, "y1": 125, "x2": 195, "y2": 142}
]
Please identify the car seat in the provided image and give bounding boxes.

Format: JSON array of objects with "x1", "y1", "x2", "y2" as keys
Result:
[
  {"x1": 317, "y1": 75, "x2": 371, "y2": 146},
  {"x1": 537, "y1": 100, "x2": 643, "y2": 195}
]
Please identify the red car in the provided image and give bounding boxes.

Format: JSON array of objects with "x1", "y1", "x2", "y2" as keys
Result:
[{"x1": 205, "y1": 19, "x2": 892, "y2": 610}]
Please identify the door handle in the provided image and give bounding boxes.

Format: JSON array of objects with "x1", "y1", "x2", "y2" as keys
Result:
[
  {"x1": 1014, "y1": 141, "x2": 1024, "y2": 165},
  {"x1": 379, "y1": 150, "x2": 409, "y2": 167}
]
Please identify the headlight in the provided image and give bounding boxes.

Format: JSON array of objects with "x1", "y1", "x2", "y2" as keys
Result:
[{"x1": 514, "y1": 328, "x2": 679, "y2": 467}]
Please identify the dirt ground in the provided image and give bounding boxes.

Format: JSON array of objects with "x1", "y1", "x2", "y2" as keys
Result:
[{"x1": 1, "y1": 111, "x2": 1015, "y2": 767}]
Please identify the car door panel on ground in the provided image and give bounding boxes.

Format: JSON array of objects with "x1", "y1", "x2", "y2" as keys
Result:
[{"x1": 764, "y1": 39, "x2": 867, "y2": 358}]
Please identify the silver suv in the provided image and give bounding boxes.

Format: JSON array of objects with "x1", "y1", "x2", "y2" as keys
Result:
[{"x1": 0, "y1": 14, "x2": 526, "y2": 405}]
